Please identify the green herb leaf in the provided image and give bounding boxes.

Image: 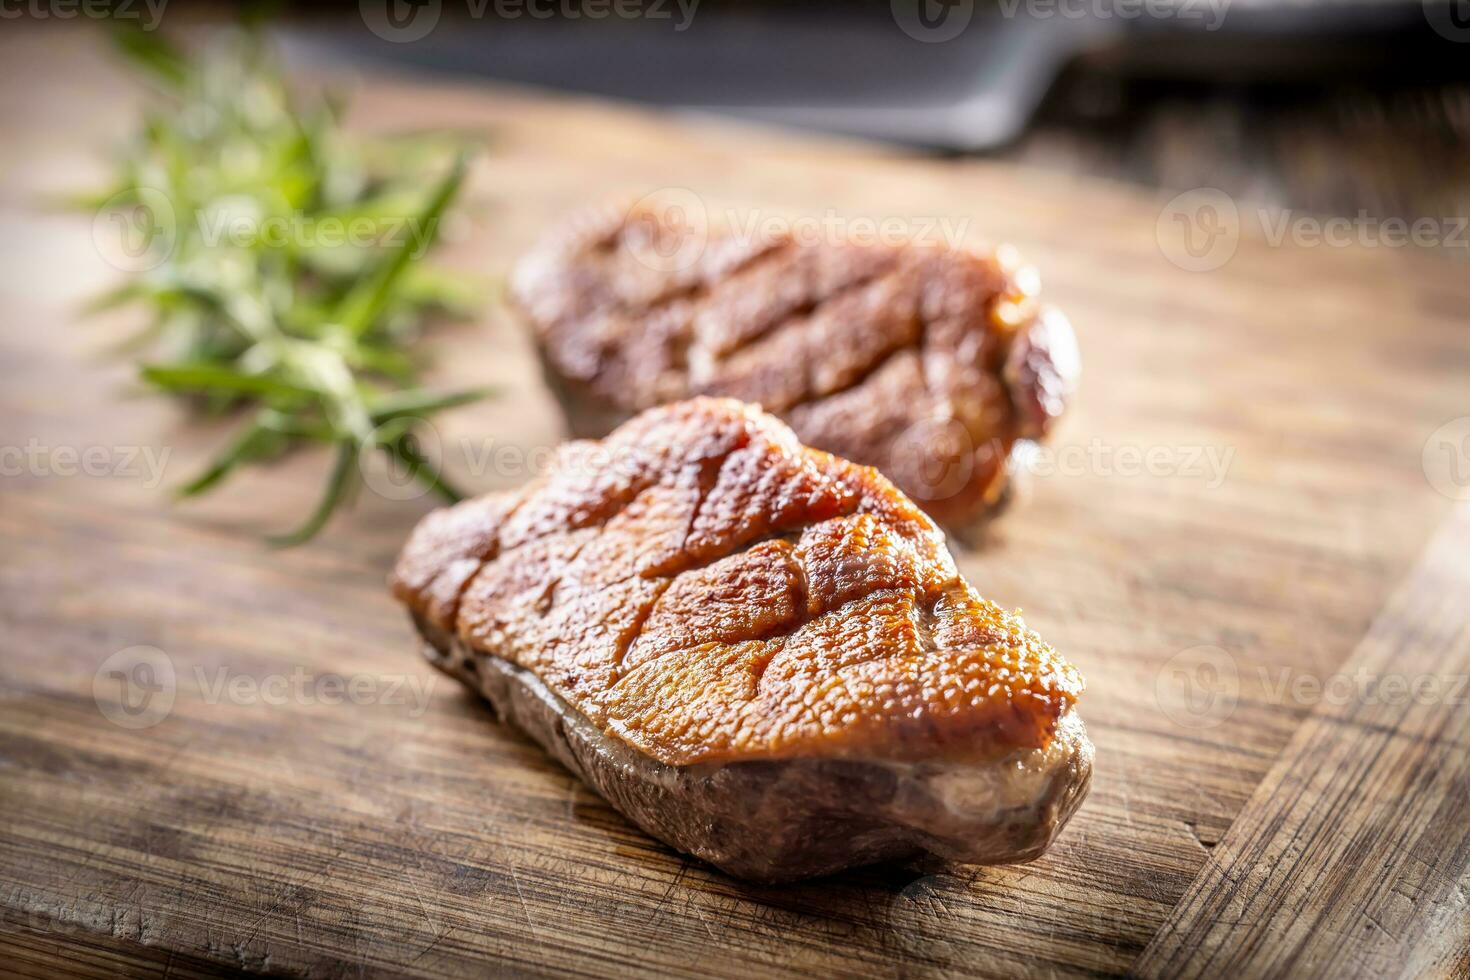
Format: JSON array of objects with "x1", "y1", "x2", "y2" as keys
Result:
[
  {"x1": 141, "y1": 362, "x2": 311, "y2": 400},
  {"x1": 370, "y1": 386, "x2": 496, "y2": 422},
  {"x1": 178, "y1": 417, "x2": 276, "y2": 498},
  {"x1": 334, "y1": 151, "x2": 469, "y2": 339},
  {"x1": 111, "y1": 27, "x2": 189, "y2": 90},
  {"x1": 267, "y1": 441, "x2": 358, "y2": 547},
  {"x1": 386, "y1": 435, "x2": 465, "y2": 506},
  {"x1": 85, "y1": 28, "x2": 490, "y2": 545}
]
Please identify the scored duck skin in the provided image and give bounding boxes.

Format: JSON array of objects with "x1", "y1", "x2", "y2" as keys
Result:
[
  {"x1": 392, "y1": 399, "x2": 1092, "y2": 881},
  {"x1": 511, "y1": 200, "x2": 1080, "y2": 529}
]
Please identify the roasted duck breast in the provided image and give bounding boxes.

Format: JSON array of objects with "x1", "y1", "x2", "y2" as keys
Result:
[
  {"x1": 392, "y1": 399, "x2": 1092, "y2": 881},
  {"x1": 511, "y1": 201, "x2": 1079, "y2": 529}
]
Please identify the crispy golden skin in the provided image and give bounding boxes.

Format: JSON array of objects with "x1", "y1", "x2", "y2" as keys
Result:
[
  {"x1": 393, "y1": 399, "x2": 1081, "y2": 767},
  {"x1": 511, "y1": 202, "x2": 1079, "y2": 528}
]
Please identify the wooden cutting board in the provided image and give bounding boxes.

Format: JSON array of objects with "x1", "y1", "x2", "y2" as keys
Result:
[{"x1": 2, "y1": 26, "x2": 1469, "y2": 980}]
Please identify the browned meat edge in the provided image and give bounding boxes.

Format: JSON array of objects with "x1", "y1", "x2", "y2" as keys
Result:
[{"x1": 412, "y1": 612, "x2": 1093, "y2": 883}]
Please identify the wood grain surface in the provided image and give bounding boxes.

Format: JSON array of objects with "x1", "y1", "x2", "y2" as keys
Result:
[
  {"x1": 2, "y1": 24, "x2": 1469, "y2": 979},
  {"x1": 1135, "y1": 503, "x2": 1470, "y2": 978}
]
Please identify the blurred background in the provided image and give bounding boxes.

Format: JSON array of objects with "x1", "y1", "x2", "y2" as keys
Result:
[{"x1": 241, "y1": 0, "x2": 1470, "y2": 239}]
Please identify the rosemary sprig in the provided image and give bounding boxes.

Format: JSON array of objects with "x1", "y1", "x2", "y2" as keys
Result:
[{"x1": 83, "y1": 28, "x2": 491, "y2": 544}]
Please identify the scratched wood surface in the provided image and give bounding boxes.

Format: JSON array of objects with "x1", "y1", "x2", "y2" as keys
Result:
[
  {"x1": 1136, "y1": 503, "x2": 1470, "y2": 978},
  {"x1": 2, "y1": 25, "x2": 1469, "y2": 979}
]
